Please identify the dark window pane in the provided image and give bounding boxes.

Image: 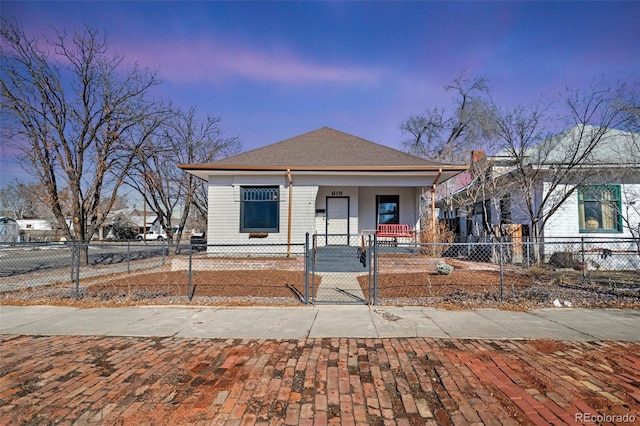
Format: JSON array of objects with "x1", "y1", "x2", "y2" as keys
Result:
[
  {"x1": 377, "y1": 195, "x2": 399, "y2": 225},
  {"x1": 240, "y1": 186, "x2": 279, "y2": 232},
  {"x1": 244, "y1": 202, "x2": 278, "y2": 229}
]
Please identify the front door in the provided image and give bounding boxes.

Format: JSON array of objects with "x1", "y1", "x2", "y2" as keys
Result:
[{"x1": 326, "y1": 197, "x2": 349, "y2": 244}]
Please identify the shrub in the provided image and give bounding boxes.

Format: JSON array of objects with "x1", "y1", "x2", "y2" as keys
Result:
[
  {"x1": 436, "y1": 262, "x2": 454, "y2": 275},
  {"x1": 471, "y1": 244, "x2": 492, "y2": 262},
  {"x1": 549, "y1": 251, "x2": 579, "y2": 269}
]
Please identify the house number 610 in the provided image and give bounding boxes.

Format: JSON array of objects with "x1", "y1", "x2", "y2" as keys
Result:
[{"x1": 331, "y1": 191, "x2": 343, "y2": 196}]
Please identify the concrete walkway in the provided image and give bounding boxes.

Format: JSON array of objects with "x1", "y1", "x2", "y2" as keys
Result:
[
  {"x1": 314, "y1": 272, "x2": 367, "y2": 303},
  {"x1": 1, "y1": 305, "x2": 638, "y2": 341}
]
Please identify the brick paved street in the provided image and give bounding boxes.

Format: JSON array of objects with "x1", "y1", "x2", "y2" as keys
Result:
[{"x1": 1, "y1": 336, "x2": 639, "y2": 425}]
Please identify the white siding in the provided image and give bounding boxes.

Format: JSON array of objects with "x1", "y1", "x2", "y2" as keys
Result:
[
  {"x1": 542, "y1": 183, "x2": 578, "y2": 238},
  {"x1": 623, "y1": 183, "x2": 640, "y2": 236},
  {"x1": 290, "y1": 185, "x2": 319, "y2": 242},
  {"x1": 208, "y1": 185, "x2": 237, "y2": 245},
  {"x1": 16, "y1": 219, "x2": 52, "y2": 231},
  {"x1": 543, "y1": 182, "x2": 640, "y2": 240},
  {"x1": 206, "y1": 172, "x2": 429, "y2": 249},
  {"x1": 208, "y1": 180, "x2": 318, "y2": 248}
]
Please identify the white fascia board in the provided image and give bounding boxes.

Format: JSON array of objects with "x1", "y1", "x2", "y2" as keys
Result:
[{"x1": 201, "y1": 170, "x2": 461, "y2": 187}]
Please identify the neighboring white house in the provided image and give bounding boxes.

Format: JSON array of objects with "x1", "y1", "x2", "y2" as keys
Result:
[
  {"x1": 179, "y1": 127, "x2": 467, "y2": 251},
  {"x1": 437, "y1": 125, "x2": 640, "y2": 244},
  {"x1": 16, "y1": 218, "x2": 53, "y2": 232},
  {"x1": 15, "y1": 218, "x2": 56, "y2": 241}
]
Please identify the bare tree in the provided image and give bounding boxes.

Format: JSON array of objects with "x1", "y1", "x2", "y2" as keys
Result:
[
  {"x1": 0, "y1": 180, "x2": 60, "y2": 220},
  {"x1": 492, "y1": 79, "x2": 637, "y2": 259},
  {"x1": 1, "y1": 18, "x2": 164, "y2": 254},
  {"x1": 127, "y1": 107, "x2": 240, "y2": 250},
  {"x1": 401, "y1": 72, "x2": 496, "y2": 164},
  {"x1": 615, "y1": 89, "x2": 640, "y2": 250},
  {"x1": 191, "y1": 178, "x2": 209, "y2": 225},
  {"x1": 170, "y1": 108, "x2": 240, "y2": 245},
  {"x1": 437, "y1": 148, "x2": 519, "y2": 245},
  {"x1": 466, "y1": 156, "x2": 515, "y2": 239}
]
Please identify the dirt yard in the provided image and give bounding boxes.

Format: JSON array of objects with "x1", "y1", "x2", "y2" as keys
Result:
[
  {"x1": 2, "y1": 258, "x2": 639, "y2": 310},
  {"x1": 87, "y1": 270, "x2": 311, "y2": 299}
]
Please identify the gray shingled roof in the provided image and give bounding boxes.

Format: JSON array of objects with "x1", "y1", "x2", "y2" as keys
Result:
[
  {"x1": 494, "y1": 125, "x2": 639, "y2": 165},
  {"x1": 210, "y1": 127, "x2": 445, "y2": 168}
]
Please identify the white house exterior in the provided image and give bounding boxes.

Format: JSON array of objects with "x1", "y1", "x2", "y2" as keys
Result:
[
  {"x1": 16, "y1": 218, "x2": 53, "y2": 232},
  {"x1": 180, "y1": 127, "x2": 467, "y2": 251},
  {"x1": 437, "y1": 125, "x2": 640, "y2": 267}
]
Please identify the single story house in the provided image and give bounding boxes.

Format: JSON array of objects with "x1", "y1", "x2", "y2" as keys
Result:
[
  {"x1": 179, "y1": 127, "x2": 467, "y2": 251},
  {"x1": 439, "y1": 125, "x2": 640, "y2": 241},
  {"x1": 15, "y1": 218, "x2": 62, "y2": 242},
  {"x1": 437, "y1": 125, "x2": 640, "y2": 267}
]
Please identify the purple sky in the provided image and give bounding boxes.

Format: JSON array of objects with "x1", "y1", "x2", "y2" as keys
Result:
[{"x1": 1, "y1": 1, "x2": 639, "y2": 186}]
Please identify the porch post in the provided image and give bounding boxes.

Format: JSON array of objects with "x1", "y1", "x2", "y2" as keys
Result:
[
  {"x1": 431, "y1": 184, "x2": 436, "y2": 234},
  {"x1": 286, "y1": 169, "x2": 293, "y2": 257},
  {"x1": 430, "y1": 168, "x2": 442, "y2": 239}
]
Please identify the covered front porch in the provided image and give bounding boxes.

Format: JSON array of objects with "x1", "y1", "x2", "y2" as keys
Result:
[{"x1": 313, "y1": 185, "x2": 425, "y2": 245}]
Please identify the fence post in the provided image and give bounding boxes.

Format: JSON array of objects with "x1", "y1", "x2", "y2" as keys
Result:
[
  {"x1": 188, "y1": 244, "x2": 193, "y2": 301},
  {"x1": 304, "y1": 232, "x2": 309, "y2": 305},
  {"x1": 70, "y1": 239, "x2": 75, "y2": 283},
  {"x1": 581, "y1": 237, "x2": 586, "y2": 284},
  {"x1": 311, "y1": 234, "x2": 316, "y2": 304},
  {"x1": 162, "y1": 240, "x2": 166, "y2": 265},
  {"x1": 75, "y1": 242, "x2": 81, "y2": 301},
  {"x1": 499, "y1": 242, "x2": 504, "y2": 303},
  {"x1": 526, "y1": 237, "x2": 530, "y2": 269},
  {"x1": 373, "y1": 233, "x2": 378, "y2": 306},
  {"x1": 367, "y1": 234, "x2": 372, "y2": 305},
  {"x1": 127, "y1": 240, "x2": 131, "y2": 273}
]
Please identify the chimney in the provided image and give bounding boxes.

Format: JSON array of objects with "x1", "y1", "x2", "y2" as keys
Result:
[{"x1": 470, "y1": 150, "x2": 486, "y2": 164}]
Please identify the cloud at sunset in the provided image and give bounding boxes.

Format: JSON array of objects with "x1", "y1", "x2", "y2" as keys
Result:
[
  {"x1": 118, "y1": 38, "x2": 381, "y2": 86},
  {"x1": 1, "y1": 0, "x2": 638, "y2": 186}
]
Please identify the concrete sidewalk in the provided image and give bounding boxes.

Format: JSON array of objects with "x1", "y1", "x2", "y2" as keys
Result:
[{"x1": 1, "y1": 305, "x2": 638, "y2": 341}]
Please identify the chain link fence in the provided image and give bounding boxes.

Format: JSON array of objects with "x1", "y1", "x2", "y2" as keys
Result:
[
  {"x1": 1, "y1": 236, "x2": 638, "y2": 306},
  {"x1": 0, "y1": 238, "x2": 311, "y2": 303},
  {"x1": 372, "y1": 236, "x2": 640, "y2": 305},
  {"x1": 179, "y1": 239, "x2": 309, "y2": 303},
  {"x1": 0, "y1": 240, "x2": 172, "y2": 298}
]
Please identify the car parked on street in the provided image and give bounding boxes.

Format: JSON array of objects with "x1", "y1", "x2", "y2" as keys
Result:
[
  {"x1": 190, "y1": 233, "x2": 207, "y2": 251},
  {"x1": 136, "y1": 230, "x2": 167, "y2": 241}
]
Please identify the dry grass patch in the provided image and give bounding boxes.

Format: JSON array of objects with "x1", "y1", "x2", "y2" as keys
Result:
[{"x1": 358, "y1": 270, "x2": 535, "y2": 299}]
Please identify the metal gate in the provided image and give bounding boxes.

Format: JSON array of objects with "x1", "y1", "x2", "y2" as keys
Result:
[{"x1": 308, "y1": 234, "x2": 375, "y2": 304}]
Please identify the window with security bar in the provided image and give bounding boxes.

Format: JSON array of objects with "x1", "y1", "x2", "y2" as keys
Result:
[{"x1": 240, "y1": 186, "x2": 280, "y2": 232}]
